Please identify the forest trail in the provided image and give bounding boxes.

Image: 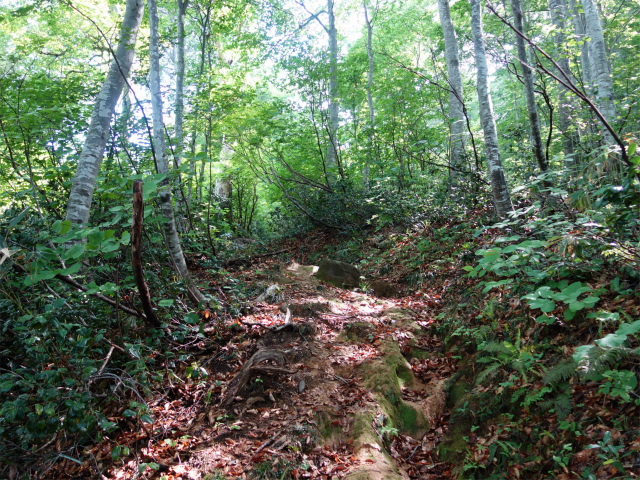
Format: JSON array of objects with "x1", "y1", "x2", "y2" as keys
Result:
[{"x1": 105, "y1": 257, "x2": 458, "y2": 479}]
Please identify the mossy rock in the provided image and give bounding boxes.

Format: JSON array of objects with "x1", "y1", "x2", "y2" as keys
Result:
[
  {"x1": 315, "y1": 259, "x2": 361, "y2": 288},
  {"x1": 381, "y1": 308, "x2": 422, "y2": 334},
  {"x1": 437, "y1": 393, "x2": 480, "y2": 463},
  {"x1": 346, "y1": 407, "x2": 407, "y2": 480},
  {"x1": 338, "y1": 322, "x2": 375, "y2": 343},
  {"x1": 360, "y1": 340, "x2": 429, "y2": 436}
]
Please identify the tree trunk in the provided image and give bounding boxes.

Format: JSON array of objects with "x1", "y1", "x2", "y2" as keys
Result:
[
  {"x1": 65, "y1": 0, "x2": 144, "y2": 227},
  {"x1": 326, "y1": 0, "x2": 339, "y2": 185},
  {"x1": 363, "y1": 0, "x2": 374, "y2": 189},
  {"x1": 548, "y1": 0, "x2": 578, "y2": 164},
  {"x1": 469, "y1": 0, "x2": 513, "y2": 217},
  {"x1": 149, "y1": 0, "x2": 205, "y2": 305},
  {"x1": 566, "y1": 0, "x2": 592, "y2": 88},
  {"x1": 174, "y1": 0, "x2": 189, "y2": 213},
  {"x1": 511, "y1": 0, "x2": 548, "y2": 174},
  {"x1": 437, "y1": 0, "x2": 466, "y2": 187},
  {"x1": 581, "y1": 0, "x2": 616, "y2": 145}
]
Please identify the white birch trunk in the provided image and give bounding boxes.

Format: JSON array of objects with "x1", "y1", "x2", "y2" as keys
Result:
[
  {"x1": 174, "y1": 0, "x2": 189, "y2": 177},
  {"x1": 566, "y1": 0, "x2": 592, "y2": 88},
  {"x1": 363, "y1": 0, "x2": 374, "y2": 189},
  {"x1": 511, "y1": 0, "x2": 548, "y2": 173},
  {"x1": 581, "y1": 0, "x2": 616, "y2": 145},
  {"x1": 65, "y1": 0, "x2": 144, "y2": 227},
  {"x1": 437, "y1": 0, "x2": 466, "y2": 185},
  {"x1": 470, "y1": 0, "x2": 513, "y2": 217},
  {"x1": 548, "y1": 0, "x2": 578, "y2": 162},
  {"x1": 149, "y1": 0, "x2": 205, "y2": 304},
  {"x1": 326, "y1": 0, "x2": 339, "y2": 184}
]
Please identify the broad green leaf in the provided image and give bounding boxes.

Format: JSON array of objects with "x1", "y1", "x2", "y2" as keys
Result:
[
  {"x1": 535, "y1": 315, "x2": 554, "y2": 325},
  {"x1": 615, "y1": 320, "x2": 640, "y2": 337},
  {"x1": 60, "y1": 262, "x2": 81, "y2": 276},
  {"x1": 63, "y1": 243, "x2": 85, "y2": 260},
  {"x1": 596, "y1": 333, "x2": 627, "y2": 348},
  {"x1": 140, "y1": 414, "x2": 154, "y2": 424},
  {"x1": 8, "y1": 207, "x2": 30, "y2": 228},
  {"x1": 158, "y1": 299, "x2": 174, "y2": 307}
]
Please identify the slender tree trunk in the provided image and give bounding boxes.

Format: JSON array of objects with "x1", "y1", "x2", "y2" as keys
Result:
[
  {"x1": 548, "y1": 0, "x2": 578, "y2": 164},
  {"x1": 437, "y1": 0, "x2": 466, "y2": 186},
  {"x1": 363, "y1": 0, "x2": 374, "y2": 189},
  {"x1": 326, "y1": 0, "x2": 339, "y2": 185},
  {"x1": 511, "y1": 0, "x2": 548, "y2": 174},
  {"x1": 174, "y1": 0, "x2": 189, "y2": 215},
  {"x1": 188, "y1": 3, "x2": 211, "y2": 205},
  {"x1": 581, "y1": 0, "x2": 616, "y2": 145},
  {"x1": 149, "y1": 0, "x2": 205, "y2": 305},
  {"x1": 65, "y1": 0, "x2": 144, "y2": 227},
  {"x1": 470, "y1": 0, "x2": 513, "y2": 217},
  {"x1": 567, "y1": 0, "x2": 592, "y2": 88}
]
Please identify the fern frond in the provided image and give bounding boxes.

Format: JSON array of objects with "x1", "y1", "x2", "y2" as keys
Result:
[
  {"x1": 579, "y1": 346, "x2": 637, "y2": 379},
  {"x1": 543, "y1": 359, "x2": 578, "y2": 385},
  {"x1": 476, "y1": 362, "x2": 503, "y2": 385},
  {"x1": 555, "y1": 392, "x2": 572, "y2": 420},
  {"x1": 480, "y1": 341, "x2": 512, "y2": 355}
]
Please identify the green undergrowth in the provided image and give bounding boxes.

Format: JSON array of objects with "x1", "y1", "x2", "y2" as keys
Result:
[
  {"x1": 429, "y1": 177, "x2": 640, "y2": 478},
  {"x1": 317, "y1": 169, "x2": 640, "y2": 478}
]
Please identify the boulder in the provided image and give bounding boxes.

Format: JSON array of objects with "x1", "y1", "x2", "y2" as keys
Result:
[
  {"x1": 369, "y1": 280, "x2": 399, "y2": 298},
  {"x1": 315, "y1": 259, "x2": 361, "y2": 288}
]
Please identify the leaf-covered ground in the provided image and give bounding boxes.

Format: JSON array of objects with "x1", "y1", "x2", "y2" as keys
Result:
[{"x1": 43, "y1": 216, "x2": 640, "y2": 480}]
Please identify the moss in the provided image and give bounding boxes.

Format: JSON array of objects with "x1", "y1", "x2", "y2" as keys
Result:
[
  {"x1": 437, "y1": 393, "x2": 480, "y2": 463},
  {"x1": 351, "y1": 410, "x2": 379, "y2": 451},
  {"x1": 408, "y1": 348, "x2": 431, "y2": 360},
  {"x1": 359, "y1": 340, "x2": 429, "y2": 437},
  {"x1": 397, "y1": 402, "x2": 418, "y2": 432},
  {"x1": 338, "y1": 322, "x2": 374, "y2": 343},
  {"x1": 446, "y1": 378, "x2": 470, "y2": 409}
]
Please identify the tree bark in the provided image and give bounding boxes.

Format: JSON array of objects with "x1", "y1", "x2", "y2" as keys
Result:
[
  {"x1": 363, "y1": 0, "x2": 375, "y2": 189},
  {"x1": 326, "y1": 0, "x2": 339, "y2": 185},
  {"x1": 149, "y1": 0, "x2": 205, "y2": 305},
  {"x1": 469, "y1": 0, "x2": 513, "y2": 217},
  {"x1": 566, "y1": 0, "x2": 592, "y2": 88},
  {"x1": 437, "y1": 0, "x2": 466, "y2": 186},
  {"x1": 131, "y1": 180, "x2": 161, "y2": 328},
  {"x1": 174, "y1": 0, "x2": 190, "y2": 214},
  {"x1": 511, "y1": 0, "x2": 548, "y2": 174},
  {"x1": 548, "y1": 0, "x2": 578, "y2": 164},
  {"x1": 581, "y1": 0, "x2": 616, "y2": 145},
  {"x1": 65, "y1": 0, "x2": 145, "y2": 227}
]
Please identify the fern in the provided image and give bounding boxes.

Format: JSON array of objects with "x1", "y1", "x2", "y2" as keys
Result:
[
  {"x1": 578, "y1": 346, "x2": 638, "y2": 379},
  {"x1": 538, "y1": 385, "x2": 572, "y2": 420},
  {"x1": 476, "y1": 362, "x2": 503, "y2": 385},
  {"x1": 480, "y1": 341, "x2": 511, "y2": 354},
  {"x1": 543, "y1": 359, "x2": 578, "y2": 385},
  {"x1": 554, "y1": 392, "x2": 572, "y2": 420}
]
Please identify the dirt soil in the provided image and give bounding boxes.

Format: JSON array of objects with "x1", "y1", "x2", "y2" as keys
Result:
[{"x1": 97, "y1": 260, "x2": 458, "y2": 480}]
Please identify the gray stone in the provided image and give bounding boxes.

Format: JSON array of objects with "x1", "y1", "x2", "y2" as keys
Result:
[{"x1": 315, "y1": 259, "x2": 361, "y2": 288}]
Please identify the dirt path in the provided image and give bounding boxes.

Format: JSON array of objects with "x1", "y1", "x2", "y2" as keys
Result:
[{"x1": 105, "y1": 261, "x2": 457, "y2": 480}]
